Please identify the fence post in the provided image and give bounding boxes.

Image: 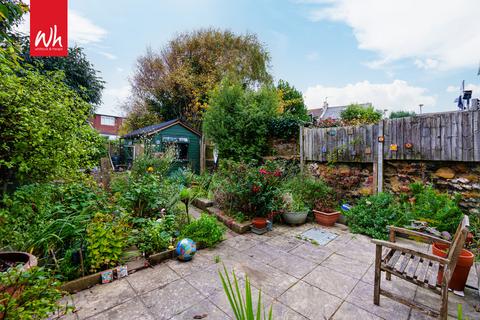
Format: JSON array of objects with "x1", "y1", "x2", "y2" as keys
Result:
[
  {"x1": 377, "y1": 120, "x2": 384, "y2": 193},
  {"x1": 299, "y1": 125, "x2": 304, "y2": 173}
]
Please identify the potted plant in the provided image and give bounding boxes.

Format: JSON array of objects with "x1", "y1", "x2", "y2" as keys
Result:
[
  {"x1": 313, "y1": 198, "x2": 339, "y2": 226},
  {"x1": 432, "y1": 242, "x2": 474, "y2": 294},
  {"x1": 281, "y1": 193, "x2": 309, "y2": 225},
  {"x1": 0, "y1": 252, "x2": 37, "y2": 273}
]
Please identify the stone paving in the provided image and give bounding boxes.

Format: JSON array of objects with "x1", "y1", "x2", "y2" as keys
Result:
[{"x1": 62, "y1": 223, "x2": 480, "y2": 320}]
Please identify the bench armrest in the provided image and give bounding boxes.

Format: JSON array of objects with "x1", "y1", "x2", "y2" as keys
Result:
[
  {"x1": 388, "y1": 226, "x2": 451, "y2": 245},
  {"x1": 371, "y1": 239, "x2": 449, "y2": 265}
]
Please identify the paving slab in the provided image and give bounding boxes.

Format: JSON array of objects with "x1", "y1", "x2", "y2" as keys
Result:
[
  {"x1": 87, "y1": 297, "x2": 154, "y2": 320},
  {"x1": 264, "y1": 235, "x2": 304, "y2": 252},
  {"x1": 266, "y1": 301, "x2": 308, "y2": 320},
  {"x1": 289, "y1": 243, "x2": 334, "y2": 264},
  {"x1": 332, "y1": 301, "x2": 382, "y2": 320},
  {"x1": 126, "y1": 263, "x2": 180, "y2": 294},
  {"x1": 166, "y1": 253, "x2": 214, "y2": 277},
  {"x1": 140, "y1": 279, "x2": 204, "y2": 319},
  {"x1": 278, "y1": 280, "x2": 342, "y2": 319},
  {"x1": 345, "y1": 281, "x2": 411, "y2": 320},
  {"x1": 303, "y1": 265, "x2": 359, "y2": 299},
  {"x1": 223, "y1": 235, "x2": 260, "y2": 251},
  {"x1": 320, "y1": 253, "x2": 371, "y2": 280},
  {"x1": 170, "y1": 298, "x2": 231, "y2": 320},
  {"x1": 72, "y1": 279, "x2": 135, "y2": 319},
  {"x1": 242, "y1": 242, "x2": 288, "y2": 264},
  {"x1": 268, "y1": 253, "x2": 317, "y2": 279}
]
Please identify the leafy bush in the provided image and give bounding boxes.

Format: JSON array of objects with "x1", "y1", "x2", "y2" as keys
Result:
[
  {"x1": 180, "y1": 214, "x2": 225, "y2": 248},
  {"x1": 212, "y1": 160, "x2": 284, "y2": 218},
  {"x1": 203, "y1": 79, "x2": 279, "y2": 161},
  {"x1": 407, "y1": 183, "x2": 463, "y2": 234},
  {"x1": 0, "y1": 181, "x2": 109, "y2": 279},
  {"x1": 86, "y1": 213, "x2": 129, "y2": 272},
  {"x1": 282, "y1": 175, "x2": 332, "y2": 210},
  {"x1": 268, "y1": 116, "x2": 303, "y2": 141},
  {"x1": 340, "y1": 104, "x2": 383, "y2": 125},
  {"x1": 131, "y1": 147, "x2": 175, "y2": 178},
  {"x1": 134, "y1": 218, "x2": 173, "y2": 255},
  {"x1": 389, "y1": 110, "x2": 416, "y2": 119},
  {"x1": 0, "y1": 266, "x2": 69, "y2": 320},
  {"x1": 345, "y1": 193, "x2": 406, "y2": 239},
  {"x1": 112, "y1": 172, "x2": 179, "y2": 218}
]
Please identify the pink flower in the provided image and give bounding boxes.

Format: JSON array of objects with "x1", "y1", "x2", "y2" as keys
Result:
[
  {"x1": 252, "y1": 185, "x2": 261, "y2": 193},
  {"x1": 273, "y1": 169, "x2": 282, "y2": 177},
  {"x1": 259, "y1": 168, "x2": 268, "y2": 175}
]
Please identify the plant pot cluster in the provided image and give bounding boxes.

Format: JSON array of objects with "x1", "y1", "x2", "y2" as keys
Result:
[{"x1": 432, "y1": 242, "x2": 474, "y2": 292}]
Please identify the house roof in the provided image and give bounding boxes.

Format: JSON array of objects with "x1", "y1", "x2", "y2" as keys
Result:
[
  {"x1": 122, "y1": 119, "x2": 201, "y2": 139},
  {"x1": 322, "y1": 105, "x2": 347, "y2": 119},
  {"x1": 308, "y1": 108, "x2": 324, "y2": 118}
]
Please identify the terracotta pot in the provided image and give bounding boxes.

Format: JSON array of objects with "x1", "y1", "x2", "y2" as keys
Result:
[
  {"x1": 252, "y1": 217, "x2": 267, "y2": 229},
  {"x1": 313, "y1": 209, "x2": 339, "y2": 226},
  {"x1": 432, "y1": 242, "x2": 474, "y2": 291}
]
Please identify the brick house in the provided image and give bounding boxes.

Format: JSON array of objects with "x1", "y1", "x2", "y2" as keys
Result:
[{"x1": 90, "y1": 114, "x2": 125, "y2": 140}]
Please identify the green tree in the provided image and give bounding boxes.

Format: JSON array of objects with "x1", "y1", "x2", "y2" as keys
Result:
[
  {"x1": 389, "y1": 110, "x2": 416, "y2": 119},
  {"x1": 340, "y1": 104, "x2": 383, "y2": 125},
  {"x1": 276, "y1": 80, "x2": 308, "y2": 121},
  {"x1": 0, "y1": 61, "x2": 106, "y2": 190},
  {"x1": 203, "y1": 80, "x2": 279, "y2": 161},
  {"x1": 125, "y1": 29, "x2": 272, "y2": 131},
  {"x1": 20, "y1": 43, "x2": 105, "y2": 107},
  {"x1": 0, "y1": 0, "x2": 28, "y2": 62}
]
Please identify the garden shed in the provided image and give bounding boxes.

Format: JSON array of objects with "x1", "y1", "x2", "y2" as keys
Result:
[{"x1": 122, "y1": 119, "x2": 202, "y2": 173}]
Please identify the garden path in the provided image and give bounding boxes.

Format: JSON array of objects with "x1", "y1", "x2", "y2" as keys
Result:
[{"x1": 60, "y1": 222, "x2": 479, "y2": 320}]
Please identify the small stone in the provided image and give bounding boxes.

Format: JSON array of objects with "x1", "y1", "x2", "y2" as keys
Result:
[{"x1": 435, "y1": 167, "x2": 455, "y2": 179}]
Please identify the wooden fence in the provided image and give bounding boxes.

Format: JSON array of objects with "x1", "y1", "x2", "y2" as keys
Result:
[{"x1": 300, "y1": 110, "x2": 480, "y2": 163}]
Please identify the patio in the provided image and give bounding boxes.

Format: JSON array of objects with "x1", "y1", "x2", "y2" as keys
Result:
[{"x1": 61, "y1": 223, "x2": 479, "y2": 320}]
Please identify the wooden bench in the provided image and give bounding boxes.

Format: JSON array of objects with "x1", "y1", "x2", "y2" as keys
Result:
[{"x1": 371, "y1": 215, "x2": 470, "y2": 319}]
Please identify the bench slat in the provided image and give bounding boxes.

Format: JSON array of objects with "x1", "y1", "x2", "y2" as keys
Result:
[
  {"x1": 397, "y1": 253, "x2": 412, "y2": 274},
  {"x1": 428, "y1": 262, "x2": 440, "y2": 288},
  {"x1": 406, "y1": 256, "x2": 421, "y2": 279},
  {"x1": 415, "y1": 259, "x2": 430, "y2": 283},
  {"x1": 387, "y1": 250, "x2": 402, "y2": 268}
]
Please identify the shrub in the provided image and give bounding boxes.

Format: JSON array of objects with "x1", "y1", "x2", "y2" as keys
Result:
[
  {"x1": 131, "y1": 146, "x2": 175, "y2": 178},
  {"x1": 86, "y1": 213, "x2": 129, "y2": 272},
  {"x1": 180, "y1": 214, "x2": 225, "y2": 248},
  {"x1": 344, "y1": 193, "x2": 407, "y2": 240},
  {"x1": 203, "y1": 79, "x2": 279, "y2": 161},
  {"x1": 0, "y1": 266, "x2": 70, "y2": 319},
  {"x1": 340, "y1": 104, "x2": 383, "y2": 125},
  {"x1": 212, "y1": 160, "x2": 284, "y2": 218},
  {"x1": 134, "y1": 218, "x2": 173, "y2": 255},
  {"x1": 407, "y1": 183, "x2": 463, "y2": 234},
  {"x1": 0, "y1": 181, "x2": 109, "y2": 279},
  {"x1": 389, "y1": 110, "x2": 416, "y2": 119},
  {"x1": 282, "y1": 175, "x2": 332, "y2": 210},
  {"x1": 268, "y1": 116, "x2": 303, "y2": 141}
]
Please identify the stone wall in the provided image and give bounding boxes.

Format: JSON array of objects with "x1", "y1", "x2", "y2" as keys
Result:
[{"x1": 308, "y1": 161, "x2": 480, "y2": 214}]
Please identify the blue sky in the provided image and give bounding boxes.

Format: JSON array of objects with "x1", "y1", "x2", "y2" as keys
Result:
[{"x1": 25, "y1": 0, "x2": 480, "y2": 116}]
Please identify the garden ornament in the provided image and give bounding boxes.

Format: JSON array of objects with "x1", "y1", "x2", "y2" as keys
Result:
[{"x1": 176, "y1": 238, "x2": 197, "y2": 261}]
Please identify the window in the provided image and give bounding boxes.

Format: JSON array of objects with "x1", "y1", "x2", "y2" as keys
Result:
[
  {"x1": 100, "y1": 115, "x2": 115, "y2": 126},
  {"x1": 177, "y1": 143, "x2": 189, "y2": 160}
]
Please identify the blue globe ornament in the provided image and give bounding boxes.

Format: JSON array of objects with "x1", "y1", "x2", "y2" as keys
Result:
[{"x1": 175, "y1": 238, "x2": 197, "y2": 261}]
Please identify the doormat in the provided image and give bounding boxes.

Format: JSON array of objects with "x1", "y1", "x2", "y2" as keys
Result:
[{"x1": 299, "y1": 228, "x2": 337, "y2": 246}]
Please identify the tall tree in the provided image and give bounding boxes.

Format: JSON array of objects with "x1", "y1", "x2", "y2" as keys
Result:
[
  {"x1": 276, "y1": 79, "x2": 308, "y2": 121},
  {"x1": 125, "y1": 29, "x2": 272, "y2": 131},
  {"x1": 20, "y1": 43, "x2": 105, "y2": 107}
]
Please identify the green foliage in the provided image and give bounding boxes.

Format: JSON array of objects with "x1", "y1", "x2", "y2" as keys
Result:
[
  {"x1": 0, "y1": 62, "x2": 106, "y2": 188},
  {"x1": 203, "y1": 80, "x2": 279, "y2": 161},
  {"x1": 0, "y1": 266, "x2": 69, "y2": 320},
  {"x1": 389, "y1": 110, "x2": 416, "y2": 119},
  {"x1": 212, "y1": 160, "x2": 284, "y2": 218},
  {"x1": 86, "y1": 213, "x2": 129, "y2": 272},
  {"x1": 340, "y1": 104, "x2": 383, "y2": 125},
  {"x1": 219, "y1": 265, "x2": 273, "y2": 320},
  {"x1": 131, "y1": 147, "x2": 175, "y2": 178},
  {"x1": 0, "y1": 0, "x2": 28, "y2": 62},
  {"x1": 407, "y1": 183, "x2": 463, "y2": 234},
  {"x1": 345, "y1": 193, "x2": 406, "y2": 240},
  {"x1": 21, "y1": 45, "x2": 105, "y2": 106},
  {"x1": 134, "y1": 218, "x2": 173, "y2": 255},
  {"x1": 282, "y1": 175, "x2": 332, "y2": 210},
  {"x1": 180, "y1": 213, "x2": 225, "y2": 248},
  {"x1": 0, "y1": 181, "x2": 109, "y2": 279},
  {"x1": 112, "y1": 172, "x2": 179, "y2": 218},
  {"x1": 125, "y1": 28, "x2": 272, "y2": 130},
  {"x1": 276, "y1": 80, "x2": 308, "y2": 121},
  {"x1": 268, "y1": 116, "x2": 303, "y2": 141}
]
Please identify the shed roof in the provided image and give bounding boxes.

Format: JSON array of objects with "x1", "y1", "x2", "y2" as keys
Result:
[{"x1": 122, "y1": 119, "x2": 201, "y2": 139}]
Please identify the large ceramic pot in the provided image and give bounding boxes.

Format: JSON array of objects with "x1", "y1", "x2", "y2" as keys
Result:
[
  {"x1": 282, "y1": 212, "x2": 308, "y2": 225},
  {"x1": 313, "y1": 209, "x2": 340, "y2": 226},
  {"x1": 432, "y1": 242, "x2": 474, "y2": 291},
  {"x1": 0, "y1": 252, "x2": 37, "y2": 272}
]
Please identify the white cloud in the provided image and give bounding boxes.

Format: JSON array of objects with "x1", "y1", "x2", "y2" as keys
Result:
[
  {"x1": 307, "y1": 0, "x2": 480, "y2": 70},
  {"x1": 15, "y1": 9, "x2": 107, "y2": 45},
  {"x1": 304, "y1": 80, "x2": 436, "y2": 112},
  {"x1": 98, "y1": 51, "x2": 117, "y2": 60},
  {"x1": 98, "y1": 85, "x2": 131, "y2": 117},
  {"x1": 446, "y1": 83, "x2": 480, "y2": 93}
]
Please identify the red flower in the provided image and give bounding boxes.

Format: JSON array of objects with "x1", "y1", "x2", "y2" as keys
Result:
[
  {"x1": 273, "y1": 169, "x2": 282, "y2": 177},
  {"x1": 259, "y1": 168, "x2": 268, "y2": 175},
  {"x1": 252, "y1": 185, "x2": 261, "y2": 193}
]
